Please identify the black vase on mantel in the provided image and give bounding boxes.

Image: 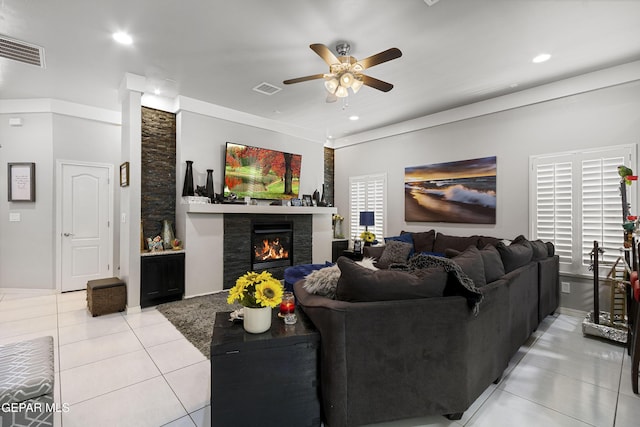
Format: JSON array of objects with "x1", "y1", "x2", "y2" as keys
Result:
[
  {"x1": 320, "y1": 183, "x2": 328, "y2": 206},
  {"x1": 205, "y1": 169, "x2": 215, "y2": 203},
  {"x1": 182, "y1": 160, "x2": 194, "y2": 197}
]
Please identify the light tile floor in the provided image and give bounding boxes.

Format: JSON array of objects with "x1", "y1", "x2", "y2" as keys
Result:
[{"x1": 1, "y1": 289, "x2": 639, "y2": 427}]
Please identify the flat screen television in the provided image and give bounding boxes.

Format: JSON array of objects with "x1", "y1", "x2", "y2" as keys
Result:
[{"x1": 223, "y1": 142, "x2": 302, "y2": 200}]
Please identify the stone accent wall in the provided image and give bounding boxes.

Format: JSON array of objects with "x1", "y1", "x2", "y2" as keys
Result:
[
  {"x1": 223, "y1": 214, "x2": 312, "y2": 289},
  {"x1": 324, "y1": 147, "x2": 335, "y2": 206},
  {"x1": 141, "y1": 107, "x2": 177, "y2": 240}
]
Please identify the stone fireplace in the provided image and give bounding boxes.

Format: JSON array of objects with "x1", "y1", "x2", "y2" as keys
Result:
[{"x1": 223, "y1": 214, "x2": 312, "y2": 289}]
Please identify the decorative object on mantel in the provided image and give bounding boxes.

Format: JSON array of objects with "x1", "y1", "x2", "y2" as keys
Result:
[
  {"x1": 227, "y1": 271, "x2": 284, "y2": 334},
  {"x1": 320, "y1": 183, "x2": 328, "y2": 206},
  {"x1": 205, "y1": 169, "x2": 215, "y2": 203},
  {"x1": 195, "y1": 185, "x2": 207, "y2": 197},
  {"x1": 171, "y1": 238, "x2": 182, "y2": 250},
  {"x1": 313, "y1": 189, "x2": 320, "y2": 205},
  {"x1": 162, "y1": 220, "x2": 175, "y2": 249},
  {"x1": 183, "y1": 196, "x2": 211, "y2": 204},
  {"x1": 147, "y1": 236, "x2": 164, "y2": 252},
  {"x1": 182, "y1": 160, "x2": 195, "y2": 197}
]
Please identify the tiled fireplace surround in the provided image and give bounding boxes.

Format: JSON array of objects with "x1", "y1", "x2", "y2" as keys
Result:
[{"x1": 223, "y1": 214, "x2": 312, "y2": 289}]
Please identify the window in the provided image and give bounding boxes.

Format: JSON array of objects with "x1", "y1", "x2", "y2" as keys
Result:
[
  {"x1": 530, "y1": 145, "x2": 635, "y2": 276},
  {"x1": 349, "y1": 173, "x2": 386, "y2": 241}
]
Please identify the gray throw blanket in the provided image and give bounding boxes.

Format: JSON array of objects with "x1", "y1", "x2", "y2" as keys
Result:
[{"x1": 390, "y1": 254, "x2": 484, "y2": 315}]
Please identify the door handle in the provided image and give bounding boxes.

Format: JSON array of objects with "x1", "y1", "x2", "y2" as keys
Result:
[{"x1": 63, "y1": 232, "x2": 74, "y2": 237}]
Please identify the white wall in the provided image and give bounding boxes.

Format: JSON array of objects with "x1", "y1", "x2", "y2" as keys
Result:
[
  {"x1": 0, "y1": 111, "x2": 121, "y2": 290},
  {"x1": 334, "y1": 80, "x2": 640, "y2": 311},
  {"x1": 0, "y1": 113, "x2": 54, "y2": 289}
]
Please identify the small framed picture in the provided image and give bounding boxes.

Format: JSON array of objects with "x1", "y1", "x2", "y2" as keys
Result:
[
  {"x1": 8, "y1": 162, "x2": 36, "y2": 202},
  {"x1": 302, "y1": 194, "x2": 312, "y2": 206},
  {"x1": 120, "y1": 162, "x2": 130, "y2": 187},
  {"x1": 291, "y1": 198, "x2": 302, "y2": 207},
  {"x1": 354, "y1": 239, "x2": 362, "y2": 254}
]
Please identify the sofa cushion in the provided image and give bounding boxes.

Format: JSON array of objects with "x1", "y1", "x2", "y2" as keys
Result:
[
  {"x1": 496, "y1": 238, "x2": 533, "y2": 273},
  {"x1": 451, "y1": 246, "x2": 486, "y2": 288},
  {"x1": 377, "y1": 240, "x2": 413, "y2": 269},
  {"x1": 403, "y1": 229, "x2": 436, "y2": 253},
  {"x1": 385, "y1": 233, "x2": 415, "y2": 257},
  {"x1": 284, "y1": 262, "x2": 333, "y2": 291},
  {"x1": 477, "y1": 235, "x2": 502, "y2": 248},
  {"x1": 546, "y1": 241, "x2": 555, "y2": 256},
  {"x1": 336, "y1": 257, "x2": 447, "y2": 302},
  {"x1": 479, "y1": 244, "x2": 505, "y2": 283},
  {"x1": 433, "y1": 232, "x2": 480, "y2": 253},
  {"x1": 530, "y1": 239, "x2": 549, "y2": 261}
]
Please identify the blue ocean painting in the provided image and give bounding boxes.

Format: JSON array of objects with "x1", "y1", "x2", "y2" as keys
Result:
[{"x1": 404, "y1": 156, "x2": 497, "y2": 224}]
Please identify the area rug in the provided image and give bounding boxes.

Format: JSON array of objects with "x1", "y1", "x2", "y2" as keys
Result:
[{"x1": 156, "y1": 292, "x2": 241, "y2": 359}]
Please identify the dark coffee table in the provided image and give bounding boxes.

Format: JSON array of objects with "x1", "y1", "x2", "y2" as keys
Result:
[{"x1": 210, "y1": 308, "x2": 321, "y2": 427}]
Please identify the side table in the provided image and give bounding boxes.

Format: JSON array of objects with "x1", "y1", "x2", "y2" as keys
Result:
[
  {"x1": 210, "y1": 309, "x2": 321, "y2": 427},
  {"x1": 342, "y1": 249, "x2": 363, "y2": 261}
]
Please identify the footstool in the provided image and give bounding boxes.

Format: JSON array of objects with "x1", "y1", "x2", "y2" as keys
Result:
[
  {"x1": 0, "y1": 336, "x2": 55, "y2": 427},
  {"x1": 87, "y1": 277, "x2": 127, "y2": 316}
]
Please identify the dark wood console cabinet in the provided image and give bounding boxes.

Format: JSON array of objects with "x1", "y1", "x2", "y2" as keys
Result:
[{"x1": 140, "y1": 252, "x2": 185, "y2": 308}]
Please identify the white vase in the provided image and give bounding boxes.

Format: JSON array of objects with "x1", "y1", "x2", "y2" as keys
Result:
[{"x1": 243, "y1": 306, "x2": 272, "y2": 334}]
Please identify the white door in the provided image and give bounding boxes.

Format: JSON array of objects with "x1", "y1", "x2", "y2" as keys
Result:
[{"x1": 60, "y1": 163, "x2": 112, "y2": 292}]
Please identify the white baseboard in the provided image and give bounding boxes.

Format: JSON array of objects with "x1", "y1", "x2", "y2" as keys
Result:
[{"x1": 0, "y1": 288, "x2": 57, "y2": 295}]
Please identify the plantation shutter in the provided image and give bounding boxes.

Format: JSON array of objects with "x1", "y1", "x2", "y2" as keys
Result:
[
  {"x1": 534, "y1": 160, "x2": 573, "y2": 265},
  {"x1": 349, "y1": 173, "x2": 386, "y2": 241},
  {"x1": 581, "y1": 155, "x2": 627, "y2": 267},
  {"x1": 531, "y1": 145, "x2": 635, "y2": 276}
]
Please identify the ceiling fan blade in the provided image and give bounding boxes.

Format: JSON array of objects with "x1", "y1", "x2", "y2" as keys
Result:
[
  {"x1": 310, "y1": 44, "x2": 339, "y2": 66},
  {"x1": 357, "y1": 48, "x2": 402, "y2": 70},
  {"x1": 326, "y1": 93, "x2": 338, "y2": 103},
  {"x1": 283, "y1": 74, "x2": 325, "y2": 85},
  {"x1": 361, "y1": 75, "x2": 394, "y2": 92}
]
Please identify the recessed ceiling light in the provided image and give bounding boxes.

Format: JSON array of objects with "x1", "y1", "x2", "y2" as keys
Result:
[
  {"x1": 153, "y1": 88, "x2": 161, "y2": 95},
  {"x1": 349, "y1": 115, "x2": 359, "y2": 121},
  {"x1": 532, "y1": 53, "x2": 551, "y2": 64},
  {"x1": 112, "y1": 32, "x2": 133, "y2": 45}
]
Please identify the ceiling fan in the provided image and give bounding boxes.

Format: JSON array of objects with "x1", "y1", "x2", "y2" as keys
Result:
[{"x1": 283, "y1": 43, "x2": 402, "y2": 101}]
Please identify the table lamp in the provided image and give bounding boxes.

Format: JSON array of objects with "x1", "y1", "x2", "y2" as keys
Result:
[{"x1": 359, "y1": 211, "x2": 375, "y2": 231}]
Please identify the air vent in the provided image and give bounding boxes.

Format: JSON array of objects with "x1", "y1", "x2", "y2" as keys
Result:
[
  {"x1": 0, "y1": 35, "x2": 45, "y2": 68},
  {"x1": 252, "y1": 82, "x2": 282, "y2": 96}
]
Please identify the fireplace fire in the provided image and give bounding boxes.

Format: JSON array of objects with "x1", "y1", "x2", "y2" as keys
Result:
[
  {"x1": 255, "y1": 237, "x2": 289, "y2": 261},
  {"x1": 251, "y1": 222, "x2": 293, "y2": 270}
]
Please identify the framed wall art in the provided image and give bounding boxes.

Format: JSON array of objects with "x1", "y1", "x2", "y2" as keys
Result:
[
  {"x1": 120, "y1": 162, "x2": 130, "y2": 187},
  {"x1": 8, "y1": 162, "x2": 36, "y2": 202},
  {"x1": 404, "y1": 156, "x2": 497, "y2": 224}
]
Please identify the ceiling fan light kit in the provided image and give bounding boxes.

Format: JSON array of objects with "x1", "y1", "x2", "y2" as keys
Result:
[{"x1": 284, "y1": 42, "x2": 402, "y2": 100}]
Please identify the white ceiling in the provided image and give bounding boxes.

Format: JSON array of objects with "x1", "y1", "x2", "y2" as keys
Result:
[{"x1": 1, "y1": 0, "x2": 640, "y2": 144}]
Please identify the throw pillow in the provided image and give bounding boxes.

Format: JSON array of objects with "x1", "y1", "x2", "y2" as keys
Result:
[
  {"x1": 433, "y1": 232, "x2": 480, "y2": 253},
  {"x1": 479, "y1": 244, "x2": 505, "y2": 283},
  {"x1": 385, "y1": 233, "x2": 415, "y2": 257},
  {"x1": 404, "y1": 229, "x2": 436, "y2": 253},
  {"x1": 530, "y1": 239, "x2": 548, "y2": 261},
  {"x1": 496, "y1": 239, "x2": 533, "y2": 273},
  {"x1": 377, "y1": 240, "x2": 413, "y2": 269},
  {"x1": 336, "y1": 257, "x2": 447, "y2": 302},
  {"x1": 303, "y1": 265, "x2": 341, "y2": 299},
  {"x1": 451, "y1": 246, "x2": 486, "y2": 288}
]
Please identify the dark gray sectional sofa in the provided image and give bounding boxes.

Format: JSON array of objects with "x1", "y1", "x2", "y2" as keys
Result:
[{"x1": 294, "y1": 230, "x2": 560, "y2": 427}]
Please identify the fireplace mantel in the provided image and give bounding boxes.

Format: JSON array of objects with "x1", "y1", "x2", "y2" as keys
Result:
[
  {"x1": 176, "y1": 201, "x2": 336, "y2": 298},
  {"x1": 184, "y1": 203, "x2": 337, "y2": 215}
]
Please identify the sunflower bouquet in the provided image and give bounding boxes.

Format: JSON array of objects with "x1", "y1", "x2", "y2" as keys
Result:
[
  {"x1": 227, "y1": 271, "x2": 284, "y2": 308},
  {"x1": 360, "y1": 230, "x2": 376, "y2": 244}
]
